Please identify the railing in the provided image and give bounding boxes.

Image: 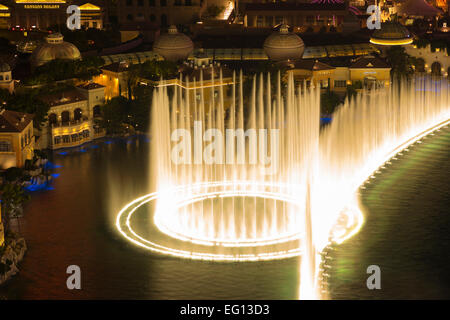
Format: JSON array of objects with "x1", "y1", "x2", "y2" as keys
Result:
[{"x1": 50, "y1": 117, "x2": 89, "y2": 128}]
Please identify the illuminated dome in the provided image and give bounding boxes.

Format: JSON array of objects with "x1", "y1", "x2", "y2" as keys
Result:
[
  {"x1": 153, "y1": 25, "x2": 194, "y2": 61},
  {"x1": 30, "y1": 33, "x2": 81, "y2": 67},
  {"x1": 263, "y1": 24, "x2": 305, "y2": 61},
  {"x1": 370, "y1": 22, "x2": 413, "y2": 46}
]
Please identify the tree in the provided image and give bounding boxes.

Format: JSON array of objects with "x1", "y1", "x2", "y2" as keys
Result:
[
  {"x1": 0, "y1": 183, "x2": 30, "y2": 233},
  {"x1": 97, "y1": 96, "x2": 129, "y2": 134},
  {"x1": 321, "y1": 89, "x2": 341, "y2": 115},
  {"x1": 1, "y1": 91, "x2": 50, "y2": 129},
  {"x1": 385, "y1": 46, "x2": 415, "y2": 81}
]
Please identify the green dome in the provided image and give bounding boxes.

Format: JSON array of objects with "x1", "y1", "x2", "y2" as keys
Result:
[{"x1": 30, "y1": 33, "x2": 81, "y2": 67}]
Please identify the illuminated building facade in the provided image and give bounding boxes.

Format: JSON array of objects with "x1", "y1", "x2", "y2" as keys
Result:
[
  {"x1": 7, "y1": 0, "x2": 104, "y2": 30},
  {"x1": 0, "y1": 4, "x2": 11, "y2": 29},
  {"x1": 0, "y1": 109, "x2": 34, "y2": 169},
  {"x1": 38, "y1": 84, "x2": 105, "y2": 149},
  {"x1": 111, "y1": 0, "x2": 230, "y2": 27},
  {"x1": 242, "y1": 2, "x2": 349, "y2": 31},
  {"x1": 93, "y1": 60, "x2": 130, "y2": 100},
  {"x1": 283, "y1": 55, "x2": 391, "y2": 92}
]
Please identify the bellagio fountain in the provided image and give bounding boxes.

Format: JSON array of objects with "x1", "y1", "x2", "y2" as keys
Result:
[{"x1": 116, "y1": 70, "x2": 450, "y2": 299}]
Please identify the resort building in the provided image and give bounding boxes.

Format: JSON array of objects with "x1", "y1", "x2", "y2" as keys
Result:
[
  {"x1": 405, "y1": 44, "x2": 450, "y2": 77},
  {"x1": 38, "y1": 84, "x2": 105, "y2": 150},
  {"x1": 0, "y1": 4, "x2": 11, "y2": 29},
  {"x1": 8, "y1": 0, "x2": 104, "y2": 30},
  {"x1": 93, "y1": 61, "x2": 130, "y2": 100},
  {"x1": 242, "y1": 2, "x2": 349, "y2": 31},
  {"x1": 79, "y1": 2, "x2": 103, "y2": 29},
  {"x1": 0, "y1": 109, "x2": 34, "y2": 169},
  {"x1": 111, "y1": 0, "x2": 231, "y2": 27},
  {"x1": 282, "y1": 55, "x2": 391, "y2": 92}
]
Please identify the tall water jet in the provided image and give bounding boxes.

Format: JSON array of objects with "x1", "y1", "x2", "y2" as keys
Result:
[{"x1": 116, "y1": 71, "x2": 450, "y2": 300}]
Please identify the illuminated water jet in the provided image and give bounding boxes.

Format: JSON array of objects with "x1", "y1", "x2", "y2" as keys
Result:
[{"x1": 115, "y1": 71, "x2": 450, "y2": 300}]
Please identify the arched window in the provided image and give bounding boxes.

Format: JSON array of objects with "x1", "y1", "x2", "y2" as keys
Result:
[
  {"x1": 48, "y1": 113, "x2": 57, "y2": 126},
  {"x1": 74, "y1": 108, "x2": 82, "y2": 121},
  {"x1": 431, "y1": 62, "x2": 442, "y2": 76},
  {"x1": 61, "y1": 111, "x2": 70, "y2": 124}
]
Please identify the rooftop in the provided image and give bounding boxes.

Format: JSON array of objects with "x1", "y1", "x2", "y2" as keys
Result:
[
  {"x1": 0, "y1": 109, "x2": 33, "y2": 133},
  {"x1": 101, "y1": 61, "x2": 130, "y2": 73},
  {"x1": 77, "y1": 82, "x2": 105, "y2": 90},
  {"x1": 39, "y1": 90, "x2": 87, "y2": 107},
  {"x1": 349, "y1": 55, "x2": 390, "y2": 69}
]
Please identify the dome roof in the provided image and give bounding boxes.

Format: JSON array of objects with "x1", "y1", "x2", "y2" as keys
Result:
[
  {"x1": 0, "y1": 61, "x2": 10, "y2": 72},
  {"x1": 153, "y1": 25, "x2": 194, "y2": 61},
  {"x1": 263, "y1": 25, "x2": 305, "y2": 61},
  {"x1": 370, "y1": 22, "x2": 413, "y2": 46},
  {"x1": 30, "y1": 33, "x2": 81, "y2": 67}
]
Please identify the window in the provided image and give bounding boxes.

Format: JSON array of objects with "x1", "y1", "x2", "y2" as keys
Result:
[
  {"x1": 0, "y1": 140, "x2": 11, "y2": 152},
  {"x1": 149, "y1": 0, "x2": 155, "y2": 6},
  {"x1": 54, "y1": 136, "x2": 61, "y2": 145},
  {"x1": 174, "y1": 0, "x2": 182, "y2": 5},
  {"x1": 126, "y1": 0, "x2": 133, "y2": 6},
  {"x1": 71, "y1": 134, "x2": 78, "y2": 142},
  {"x1": 334, "y1": 80, "x2": 347, "y2": 88},
  {"x1": 138, "y1": 0, "x2": 144, "y2": 5},
  {"x1": 306, "y1": 16, "x2": 314, "y2": 24},
  {"x1": 83, "y1": 130, "x2": 90, "y2": 138},
  {"x1": 320, "y1": 79, "x2": 329, "y2": 89},
  {"x1": 150, "y1": 14, "x2": 156, "y2": 22},
  {"x1": 62, "y1": 135, "x2": 70, "y2": 143},
  {"x1": 127, "y1": 14, "x2": 133, "y2": 21},
  {"x1": 160, "y1": 0, "x2": 167, "y2": 6},
  {"x1": 186, "y1": 0, "x2": 191, "y2": 5}
]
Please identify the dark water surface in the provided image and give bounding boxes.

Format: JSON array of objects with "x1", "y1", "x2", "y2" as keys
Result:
[
  {"x1": 328, "y1": 126, "x2": 450, "y2": 299},
  {"x1": 0, "y1": 126, "x2": 449, "y2": 299}
]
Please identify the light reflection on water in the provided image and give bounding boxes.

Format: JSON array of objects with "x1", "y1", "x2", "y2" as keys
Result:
[{"x1": 0, "y1": 129, "x2": 449, "y2": 299}]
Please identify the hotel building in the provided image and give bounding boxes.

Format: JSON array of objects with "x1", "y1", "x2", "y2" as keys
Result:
[
  {"x1": 38, "y1": 83, "x2": 105, "y2": 149},
  {"x1": 0, "y1": 109, "x2": 34, "y2": 169},
  {"x1": 1, "y1": 0, "x2": 104, "y2": 30}
]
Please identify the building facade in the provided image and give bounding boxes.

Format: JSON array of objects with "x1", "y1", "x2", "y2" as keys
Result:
[
  {"x1": 38, "y1": 84, "x2": 105, "y2": 149},
  {"x1": 3, "y1": 0, "x2": 104, "y2": 30},
  {"x1": 283, "y1": 55, "x2": 391, "y2": 92},
  {"x1": 0, "y1": 109, "x2": 34, "y2": 169},
  {"x1": 242, "y1": 2, "x2": 349, "y2": 32}
]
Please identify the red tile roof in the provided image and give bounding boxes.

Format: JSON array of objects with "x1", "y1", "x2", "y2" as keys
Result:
[{"x1": 0, "y1": 109, "x2": 33, "y2": 133}]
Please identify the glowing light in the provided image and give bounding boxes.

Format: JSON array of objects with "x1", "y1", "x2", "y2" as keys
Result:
[{"x1": 369, "y1": 38, "x2": 413, "y2": 46}]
